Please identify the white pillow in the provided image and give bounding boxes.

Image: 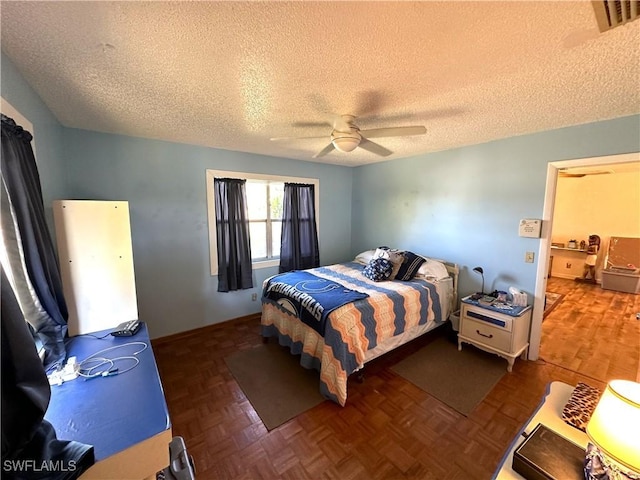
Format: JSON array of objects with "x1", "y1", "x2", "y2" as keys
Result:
[
  {"x1": 355, "y1": 249, "x2": 376, "y2": 265},
  {"x1": 415, "y1": 258, "x2": 450, "y2": 281}
]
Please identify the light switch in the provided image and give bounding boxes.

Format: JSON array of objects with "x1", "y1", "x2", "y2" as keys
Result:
[{"x1": 525, "y1": 252, "x2": 535, "y2": 263}]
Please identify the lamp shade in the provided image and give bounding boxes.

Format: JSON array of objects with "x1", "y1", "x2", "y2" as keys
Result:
[
  {"x1": 472, "y1": 266, "x2": 484, "y2": 294},
  {"x1": 586, "y1": 380, "x2": 640, "y2": 473}
]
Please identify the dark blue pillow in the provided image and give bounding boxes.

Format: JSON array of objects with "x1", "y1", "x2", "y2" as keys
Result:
[
  {"x1": 395, "y1": 251, "x2": 426, "y2": 281},
  {"x1": 363, "y1": 258, "x2": 393, "y2": 282}
]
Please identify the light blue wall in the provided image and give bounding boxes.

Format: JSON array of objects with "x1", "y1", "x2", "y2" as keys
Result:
[
  {"x1": 62, "y1": 129, "x2": 353, "y2": 338},
  {"x1": 1, "y1": 53, "x2": 66, "y2": 229},
  {"x1": 352, "y1": 115, "x2": 640, "y2": 301},
  {"x1": 1, "y1": 52, "x2": 353, "y2": 339},
  {"x1": 5, "y1": 51, "x2": 640, "y2": 339}
]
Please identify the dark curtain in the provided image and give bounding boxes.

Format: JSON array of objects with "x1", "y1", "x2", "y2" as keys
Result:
[
  {"x1": 1, "y1": 114, "x2": 68, "y2": 369},
  {"x1": 279, "y1": 183, "x2": 320, "y2": 273},
  {"x1": 1, "y1": 267, "x2": 95, "y2": 479},
  {"x1": 214, "y1": 178, "x2": 253, "y2": 292}
]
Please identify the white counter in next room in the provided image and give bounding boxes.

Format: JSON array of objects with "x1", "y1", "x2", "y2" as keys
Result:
[
  {"x1": 550, "y1": 246, "x2": 587, "y2": 253},
  {"x1": 549, "y1": 245, "x2": 588, "y2": 280}
]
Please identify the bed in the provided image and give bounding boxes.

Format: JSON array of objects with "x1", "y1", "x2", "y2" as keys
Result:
[{"x1": 260, "y1": 248, "x2": 459, "y2": 406}]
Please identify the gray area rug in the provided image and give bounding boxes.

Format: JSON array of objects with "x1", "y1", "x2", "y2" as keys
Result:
[
  {"x1": 391, "y1": 336, "x2": 506, "y2": 415},
  {"x1": 224, "y1": 342, "x2": 325, "y2": 431}
]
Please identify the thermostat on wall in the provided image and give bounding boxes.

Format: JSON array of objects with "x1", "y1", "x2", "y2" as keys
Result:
[{"x1": 519, "y1": 219, "x2": 542, "y2": 238}]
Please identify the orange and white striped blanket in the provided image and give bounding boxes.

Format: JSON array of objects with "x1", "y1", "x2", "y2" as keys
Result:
[{"x1": 261, "y1": 262, "x2": 445, "y2": 406}]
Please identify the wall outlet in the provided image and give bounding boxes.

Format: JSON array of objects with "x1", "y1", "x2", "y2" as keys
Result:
[
  {"x1": 525, "y1": 252, "x2": 535, "y2": 263},
  {"x1": 251, "y1": 293, "x2": 257, "y2": 301}
]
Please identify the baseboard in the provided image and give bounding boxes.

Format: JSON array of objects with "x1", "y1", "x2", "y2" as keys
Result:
[
  {"x1": 151, "y1": 311, "x2": 261, "y2": 347},
  {"x1": 550, "y1": 273, "x2": 600, "y2": 284}
]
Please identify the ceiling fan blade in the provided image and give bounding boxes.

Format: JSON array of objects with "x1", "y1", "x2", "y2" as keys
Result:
[
  {"x1": 358, "y1": 138, "x2": 392, "y2": 157},
  {"x1": 292, "y1": 121, "x2": 332, "y2": 128},
  {"x1": 355, "y1": 90, "x2": 386, "y2": 117},
  {"x1": 306, "y1": 93, "x2": 334, "y2": 116},
  {"x1": 360, "y1": 126, "x2": 426, "y2": 139},
  {"x1": 270, "y1": 135, "x2": 328, "y2": 142},
  {"x1": 312, "y1": 142, "x2": 336, "y2": 158}
]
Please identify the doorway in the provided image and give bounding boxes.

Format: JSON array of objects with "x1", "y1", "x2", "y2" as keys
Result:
[{"x1": 529, "y1": 152, "x2": 640, "y2": 360}]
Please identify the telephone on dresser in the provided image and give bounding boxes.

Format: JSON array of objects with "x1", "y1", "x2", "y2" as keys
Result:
[{"x1": 111, "y1": 320, "x2": 141, "y2": 337}]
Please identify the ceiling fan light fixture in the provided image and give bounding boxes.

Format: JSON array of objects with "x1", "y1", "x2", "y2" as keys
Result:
[
  {"x1": 280, "y1": 114, "x2": 427, "y2": 158},
  {"x1": 331, "y1": 132, "x2": 361, "y2": 152}
]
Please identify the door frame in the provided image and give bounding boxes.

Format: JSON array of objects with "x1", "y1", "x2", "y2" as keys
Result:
[{"x1": 529, "y1": 151, "x2": 640, "y2": 360}]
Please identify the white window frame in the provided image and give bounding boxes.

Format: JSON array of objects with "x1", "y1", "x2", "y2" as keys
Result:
[{"x1": 206, "y1": 170, "x2": 319, "y2": 276}]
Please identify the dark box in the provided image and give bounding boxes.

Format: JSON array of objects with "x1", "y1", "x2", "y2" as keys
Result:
[{"x1": 512, "y1": 423, "x2": 586, "y2": 480}]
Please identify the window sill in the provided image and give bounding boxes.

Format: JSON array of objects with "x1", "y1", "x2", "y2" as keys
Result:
[
  {"x1": 252, "y1": 259, "x2": 279, "y2": 270},
  {"x1": 211, "y1": 259, "x2": 279, "y2": 276}
]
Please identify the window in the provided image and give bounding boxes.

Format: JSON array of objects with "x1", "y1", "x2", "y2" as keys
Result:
[
  {"x1": 206, "y1": 170, "x2": 319, "y2": 275},
  {"x1": 246, "y1": 180, "x2": 283, "y2": 261}
]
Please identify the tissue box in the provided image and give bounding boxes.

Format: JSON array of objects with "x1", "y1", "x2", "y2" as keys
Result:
[{"x1": 509, "y1": 289, "x2": 528, "y2": 306}]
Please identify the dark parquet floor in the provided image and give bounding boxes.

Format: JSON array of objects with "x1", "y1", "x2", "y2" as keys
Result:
[{"x1": 152, "y1": 279, "x2": 639, "y2": 479}]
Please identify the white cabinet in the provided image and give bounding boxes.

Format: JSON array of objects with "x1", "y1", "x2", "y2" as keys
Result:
[
  {"x1": 53, "y1": 200, "x2": 138, "y2": 335},
  {"x1": 457, "y1": 298, "x2": 531, "y2": 372}
]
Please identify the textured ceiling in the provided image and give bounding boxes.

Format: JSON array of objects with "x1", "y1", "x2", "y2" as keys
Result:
[{"x1": 1, "y1": 1, "x2": 639, "y2": 167}]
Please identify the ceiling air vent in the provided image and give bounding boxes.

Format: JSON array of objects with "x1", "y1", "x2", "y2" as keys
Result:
[{"x1": 592, "y1": 0, "x2": 640, "y2": 32}]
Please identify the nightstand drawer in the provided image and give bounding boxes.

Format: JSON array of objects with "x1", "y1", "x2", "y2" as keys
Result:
[
  {"x1": 460, "y1": 318, "x2": 511, "y2": 351},
  {"x1": 463, "y1": 307, "x2": 513, "y2": 332}
]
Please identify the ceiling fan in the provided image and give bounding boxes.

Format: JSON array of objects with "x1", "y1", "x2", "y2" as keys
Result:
[{"x1": 270, "y1": 114, "x2": 427, "y2": 158}]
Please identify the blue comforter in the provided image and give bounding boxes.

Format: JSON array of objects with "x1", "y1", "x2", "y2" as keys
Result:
[{"x1": 262, "y1": 270, "x2": 369, "y2": 335}]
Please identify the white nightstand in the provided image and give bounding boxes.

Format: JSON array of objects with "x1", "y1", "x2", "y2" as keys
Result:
[{"x1": 457, "y1": 296, "x2": 532, "y2": 372}]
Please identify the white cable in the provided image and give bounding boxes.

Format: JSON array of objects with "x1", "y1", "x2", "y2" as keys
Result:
[
  {"x1": 81, "y1": 341, "x2": 148, "y2": 363},
  {"x1": 107, "y1": 355, "x2": 140, "y2": 375},
  {"x1": 77, "y1": 341, "x2": 147, "y2": 378},
  {"x1": 77, "y1": 357, "x2": 115, "y2": 378}
]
